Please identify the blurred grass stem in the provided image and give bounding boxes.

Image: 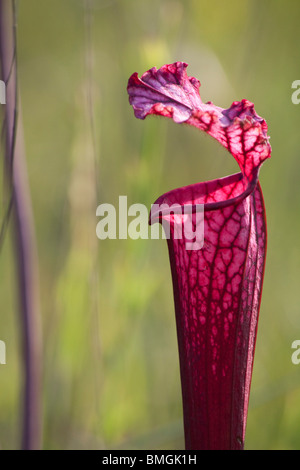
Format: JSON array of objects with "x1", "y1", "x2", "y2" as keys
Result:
[{"x1": 0, "y1": 0, "x2": 42, "y2": 450}]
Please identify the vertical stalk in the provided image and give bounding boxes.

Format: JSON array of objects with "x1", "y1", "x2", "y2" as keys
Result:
[{"x1": 0, "y1": 0, "x2": 42, "y2": 450}]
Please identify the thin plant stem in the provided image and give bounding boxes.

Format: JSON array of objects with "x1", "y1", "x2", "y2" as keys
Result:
[{"x1": 0, "y1": 0, "x2": 42, "y2": 450}]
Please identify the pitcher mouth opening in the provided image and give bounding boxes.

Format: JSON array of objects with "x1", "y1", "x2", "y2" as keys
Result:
[{"x1": 149, "y1": 168, "x2": 259, "y2": 224}]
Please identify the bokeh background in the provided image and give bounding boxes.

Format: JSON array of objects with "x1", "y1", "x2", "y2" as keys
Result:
[{"x1": 0, "y1": 0, "x2": 300, "y2": 450}]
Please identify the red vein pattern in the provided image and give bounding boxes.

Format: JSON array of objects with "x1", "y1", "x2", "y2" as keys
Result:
[{"x1": 127, "y1": 62, "x2": 271, "y2": 450}]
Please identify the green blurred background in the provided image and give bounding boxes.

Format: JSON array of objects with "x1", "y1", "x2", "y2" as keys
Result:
[{"x1": 0, "y1": 0, "x2": 300, "y2": 450}]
